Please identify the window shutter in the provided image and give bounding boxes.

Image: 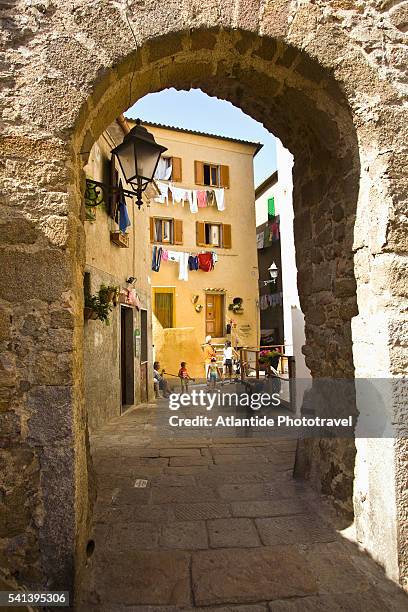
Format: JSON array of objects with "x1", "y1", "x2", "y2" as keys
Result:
[
  {"x1": 220, "y1": 165, "x2": 230, "y2": 189},
  {"x1": 194, "y1": 160, "x2": 204, "y2": 185},
  {"x1": 222, "y1": 224, "x2": 232, "y2": 248},
  {"x1": 150, "y1": 217, "x2": 155, "y2": 242},
  {"x1": 173, "y1": 219, "x2": 183, "y2": 244},
  {"x1": 171, "y1": 157, "x2": 182, "y2": 182},
  {"x1": 196, "y1": 221, "x2": 206, "y2": 246},
  {"x1": 267, "y1": 197, "x2": 275, "y2": 217}
]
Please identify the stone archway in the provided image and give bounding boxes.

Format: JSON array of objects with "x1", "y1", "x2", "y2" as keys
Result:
[{"x1": 1, "y1": 0, "x2": 407, "y2": 599}]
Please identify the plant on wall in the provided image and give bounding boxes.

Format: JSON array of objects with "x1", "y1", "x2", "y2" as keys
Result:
[
  {"x1": 99, "y1": 284, "x2": 119, "y2": 306},
  {"x1": 228, "y1": 297, "x2": 244, "y2": 314},
  {"x1": 84, "y1": 284, "x2": 118, "y2": 324}
]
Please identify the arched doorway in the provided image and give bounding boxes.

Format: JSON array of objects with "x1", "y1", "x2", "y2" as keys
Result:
[{"x1": 1, "y1": 5, "x2": 406, "y2": 600}]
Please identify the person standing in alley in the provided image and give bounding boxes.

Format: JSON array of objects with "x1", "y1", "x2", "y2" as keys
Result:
[
  {"x1": 178, "y1": 361, "x2": 194, "y2": 393},
  {"x1": 203, "y1": 335, "x2": 217, "y2": 380},
  {"x1": 223, "y1": 340, "x2": 237, "y2": 382}
]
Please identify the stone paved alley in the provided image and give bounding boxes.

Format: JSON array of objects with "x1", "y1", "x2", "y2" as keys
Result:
[{"x1": 79, "y1": 397, "x2": 408, "y2": 611}]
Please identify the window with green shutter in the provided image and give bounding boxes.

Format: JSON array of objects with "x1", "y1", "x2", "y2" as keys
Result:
[{"x1": 267, "y1": 197, "x2": 275, "y2": 217}]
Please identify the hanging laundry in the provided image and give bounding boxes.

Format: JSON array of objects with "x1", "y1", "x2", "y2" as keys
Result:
[
  {"x1": 161, "y1": 249, "x2": 169, "y2": 262},
  {"x1": 170, "y1": 185, "x2": 186, "y2": 204},
  {"x1": 155, "y1": 157, "x2": 172, "y2": 181},
  {"x1": 256, "y1": 231, "x2": 264, "y2": 250},
  {"x1": 188, "y1": 255, "x2": 199, "y2": 271},
  {"x1": 189, "y1": 190, "x2": 198, "y2": 213},
  {"x1": 185, "y1": 190, "x2": 197, "y2": 214},
  {"x1": 155, "y1": 181, "x2": 169, "y2": 204},
  {"x1": 213, "y1": 187, "x2": 225, "y2": 211},
  {"x1": 271, "y1": 221, "x2": 280, "y2": 242},
  {"x1": 206, "y1": 190, "x2": 216, "y2": 207},
  {"x1": 211, "y1": 252, "x2": 218, "y2": 266},
  {"x1": 128, "y1": 289, "x2": 141, "y2": 309},
  {"x1": 198, "y1": 252, "x2": 214, "y2": 272},
  {"x1": 259, "y1": 295, "x2": 268, "y2": 310},
  {"x1": 118, "y1": 200, "x2": 131, "y2": 233},
  {"x1": 197, "y1": 191, "x2": 207, "y2": 208},
  {"x1": 166, "y1": 250, "x2": 189, "y2": 281},
  {"x1": 167, "y1": 250, "x2": 179, "y2": 262},
  {"x1": 151, "y1": 246, "x2": 162, "y2": 272},
  {"x1": 178, "y1": 252, "x2": 189, "y2": 281}
]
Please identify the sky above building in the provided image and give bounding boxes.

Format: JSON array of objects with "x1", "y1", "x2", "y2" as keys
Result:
[{"x1": 126, "y1": 88, "x2": 277, "y2": 188}]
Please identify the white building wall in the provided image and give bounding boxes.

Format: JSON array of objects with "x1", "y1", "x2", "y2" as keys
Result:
[{"x1": 255, "y1": 139, "x2": 311, "y2": 387}]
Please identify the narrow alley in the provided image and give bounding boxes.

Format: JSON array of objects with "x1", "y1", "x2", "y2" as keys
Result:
[{"x1": 79, "y1": 400, "x2": 408, "y2": 611}]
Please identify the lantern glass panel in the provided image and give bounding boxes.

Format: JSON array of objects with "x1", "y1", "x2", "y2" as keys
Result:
[
  {"x1": 135, "y1": 140, "x2": 162, "y2": 183},
  {"x1": 115, "y1": 139, "x2": 137, "y2": 183}
]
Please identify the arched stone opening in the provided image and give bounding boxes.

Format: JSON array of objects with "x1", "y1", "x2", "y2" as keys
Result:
[
  {"x1": 1, "y1": 2, "x2": 407, "y2": 601},
  {"x1": 75, "y1": 26, "x2": 361, "y2": 514},
  {"x1": 69, "y1": 28, "x2": 394, "y2": 594}
]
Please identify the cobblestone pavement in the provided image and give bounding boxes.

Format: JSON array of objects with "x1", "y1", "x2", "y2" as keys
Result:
[{"x1": 79, "y1": 399, "x2": 408, "y2": 611}]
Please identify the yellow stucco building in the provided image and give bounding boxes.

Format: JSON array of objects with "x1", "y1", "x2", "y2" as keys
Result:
[
  {"x1": 135, "y1": 120, "x2": 262, "y2": 378},
  {"x1": 83, "y1": 118, "x2": 156, "y2": 431}
]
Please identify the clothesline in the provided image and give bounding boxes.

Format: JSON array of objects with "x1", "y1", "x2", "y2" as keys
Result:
[
  {"x1": 154, "y1": 181, "x2": 225, "y2": 213},
  {"x1": 151, "y1": 246, "x2": 218, "y2": 281},
  {"x1": 259, "y1": 292, "x2": 283, "y2": 310},
  {"x1": 257, "y1": 215, "x2": 280, "y2": 249}
]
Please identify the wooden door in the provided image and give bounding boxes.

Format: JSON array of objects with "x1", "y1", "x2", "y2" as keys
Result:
[
  {"x1": 206, "y1": 293, "x2": 224, "y2": 337},
  {"x1": 153, "y1": 288, "x2": 175, "y2": 328}
]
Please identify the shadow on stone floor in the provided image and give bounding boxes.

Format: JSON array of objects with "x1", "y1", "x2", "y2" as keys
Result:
[{"x1": 78, "y1": 401, "x2": 408, "y2": 611}]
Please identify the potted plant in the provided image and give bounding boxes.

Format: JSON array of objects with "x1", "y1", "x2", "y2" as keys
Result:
[
  {"x1": 84, "y1": 295, "x2": 99, "y2": 320},
  {"x1": 84, "y1": 285, "x2": 114, "y2": 325},
  {"x1": 228, "y1": 297, "x2": 244, "y2": 314},
  {"x1": 259, "y1": 349, "x2": 281, "y2": 370},
  {"x1": 99, "y1": 283, "x2": 119, "y2": 305}
]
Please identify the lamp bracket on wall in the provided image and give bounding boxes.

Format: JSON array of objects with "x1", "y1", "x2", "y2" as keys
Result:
[
  {"x1": 259, "y1": 279, "x2": 277, "y2": 286},
  {"x1": 84, "y1": 179, "x2": 144, "y2": 209}
]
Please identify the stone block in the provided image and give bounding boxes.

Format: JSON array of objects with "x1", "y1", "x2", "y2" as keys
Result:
[
  {"x1": 218, "y1": 483, "x2": 266, "y2": 501},
  {"x1": 299, "y1": 542, "x2": 371, "y2": 595},
  {"x1": 334, "y1": 278, "x2": 357, "y2": 297},
  {"x1": 231, "y1": 499, "x2": 311, "y2": 518},
  {"x1": 174, "y1": 502, "x2": 231, "y2": 521},
  {"x1": 254, "y1": 38, "x2": 278, "y2": 61},
  {"x1": 0, "y1": 249, "x2": 70, "y2": 303},
  {"x1": 27, "y1": 386, "x2": 73, "y2": 445},
  {"x1": 169, "y1": 456, "x2": 211, "y2": 467},
  {"x1": 213, "y1": 454, "x2": 268, "y2": 465},
  {"x1": 190, "y1": 29, "x2": 218, "y2": 51},
  {"x1": 0, "y1": 411, "x2": 21, "y2": 444},
  {"x1": 0, "y1": 218, "x2": 37, "y2": 245},
  {"x1": 147, "y1": 32, "x2": 184, "y2": 63},
  {"x1": 160, "y1": 520, "x2": 208, "y2": 550},
  {"x1": 160, "y1": 447, "x2": 202, "y2": 457},
  {"x1": 255, "y1": 515, "x2": 336, "y2": 546},
  {"x1": 151, "y1": 485, "x2": 217, "y2": 505},
  {"x1": 49, "y1": 309, "x2": 75, "y2": 330},
  {"x1": 208, "y1": 518, "x2": 260, "y2": 548},
  {"x1": 30, "y1": 352, "x2": 73, "y2": 385},
  {"x1": 192, "y1": 547, "x2": 317, "y2": 605},
  {"x1": 0, "y1": 309, "x2": 11, "y2": 341},
  {"x1": 96, "y1": 522, "x2": 160, "y2": 551},
  {"x1": 93, "y1": 550, "x2": 191, "y2": 606}
]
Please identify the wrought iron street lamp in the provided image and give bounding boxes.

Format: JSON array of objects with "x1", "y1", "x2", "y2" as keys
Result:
[
  {"x1": 85, "y1": 119, "x2": 167, "y2": 210},
  {"x1": 111, "y1": 119, "x2": 167, "y2": 209},
  {"x1": 259, "y1": 261, "x2": 279, "y2": 286},
  {"x1": 268, "y1": 262, "x2": 279, "y2": 282}
]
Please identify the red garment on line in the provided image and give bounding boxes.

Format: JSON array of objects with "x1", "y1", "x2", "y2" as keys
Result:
[
  {"x1": 198, "y1": 252, "x2": 213, "y2": 272},
  {"x1": 197, "y1": 191, "x2": 207, "y2": 208}
]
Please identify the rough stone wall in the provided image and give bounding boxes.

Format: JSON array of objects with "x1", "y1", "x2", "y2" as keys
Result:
[{"x1": 0, "y1": 0, "x2": 406, "y2": 597}]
